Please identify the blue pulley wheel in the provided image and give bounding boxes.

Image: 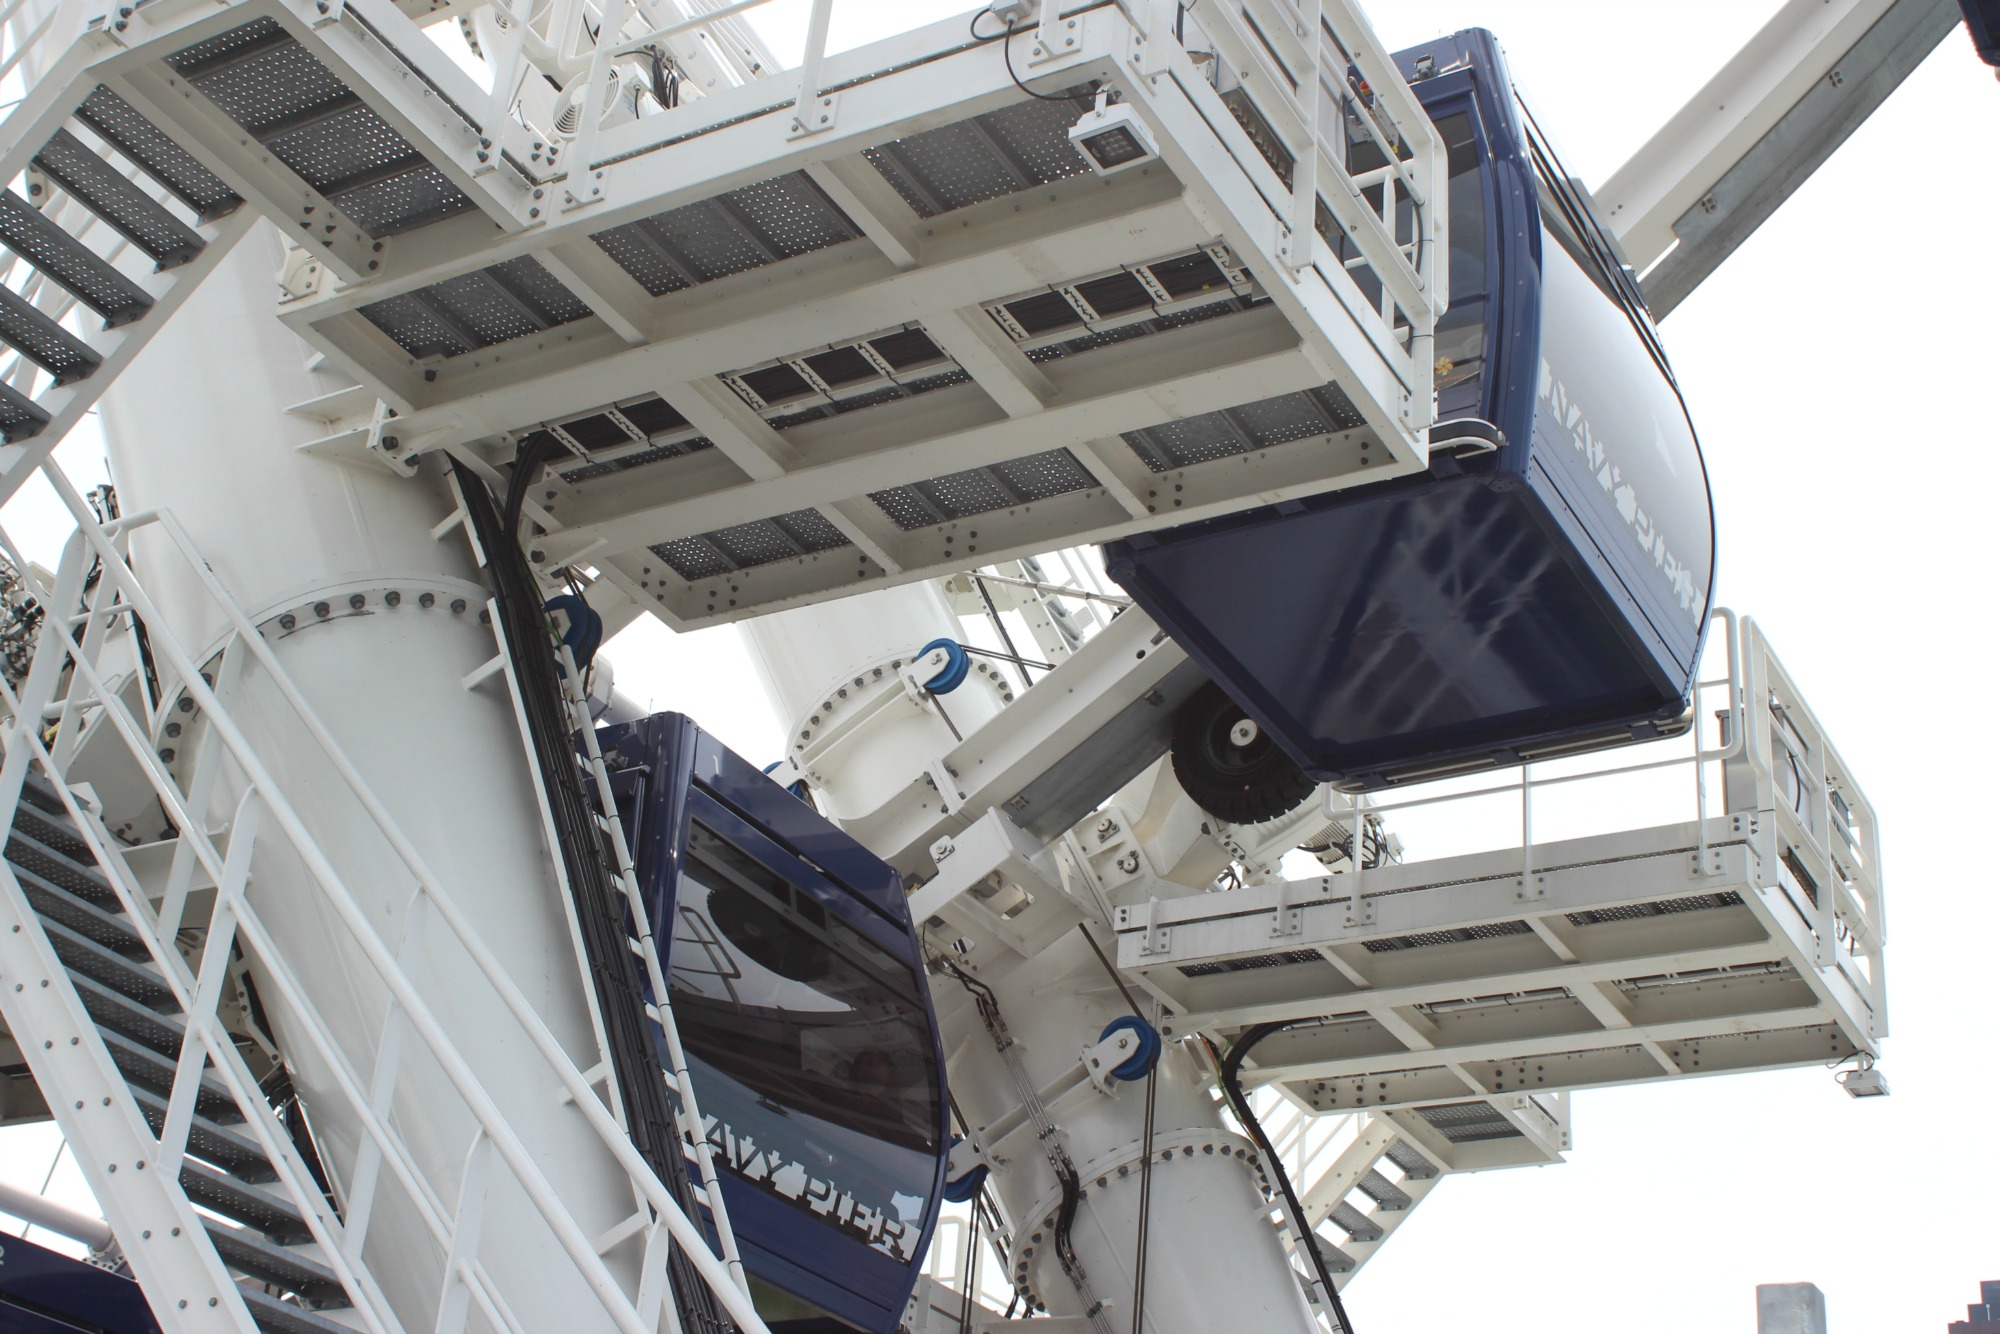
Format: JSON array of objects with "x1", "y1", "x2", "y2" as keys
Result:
[
  {"x1": 761, "y1": 760, "x2": 809, "y2": 802},
  {"x1": 943, "y1": 1164, "x2": 990, "y2": 1204},
  {"x1": 1099, "y1": 1014, "x2": 1162, "y2": 1081},
  {"x1": 542, "y1": 594, "x2": 603, "y2": 670},
  {"x1": 917, "y1": 637, "x2": 971, "y2": 693}
]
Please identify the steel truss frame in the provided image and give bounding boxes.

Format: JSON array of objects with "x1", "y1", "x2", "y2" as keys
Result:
[
  {"x1": 1108, "y1": 611, "x2": 1885, "y2": 1114},
  {"x1": 2, "y1": 0, "x2": 1449, "y2": 628},
  {"x1": 0, "y1": 457, "x2": 768, "y2": 1333}
]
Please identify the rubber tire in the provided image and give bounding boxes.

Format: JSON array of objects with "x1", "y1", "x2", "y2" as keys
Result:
[{"x1": 1170, "y1": 682, "x2": 1315, "y2": 825}]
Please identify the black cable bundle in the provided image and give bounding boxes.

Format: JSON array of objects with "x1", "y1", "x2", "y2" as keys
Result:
[
  {"x1": 452, "y1": 455, "x2": 730, "y2": 1334},
  {"x1": 1216, "y1": 1026, "x2": 1359, "y2": 1334}
]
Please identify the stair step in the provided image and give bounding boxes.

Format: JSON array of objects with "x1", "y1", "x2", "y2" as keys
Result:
[
  {"x1": 71, "y1": 970, "x2": 183, "y2": 1056},
  {"x1": 131, "y1": 1087, "x2": 277, "y2": 1184},
  {"x1": 6, "y1": 825, "x2": 117, "y2": 906},
  {"x1": 0, "y1": 283, "x2": 103, "y2": 386},
  {"x1": 11, "y1": 793, "x2": 95, "y2": 860},
  {"x1": 1328, "y1": 1200, "x2": 1382, "y2": 1243},
  {"x1": 33, "y1": 129, "x2": 205, "y2": 269},
  {"x1": 180, "y1": 1159, "x2": 311, "y2": 1244},
  {"x1": 208, "y1": 1223, "x2": 349, "y2": 1307},
  {"x1": 1356, "y1": 1168, "x2": 1411, "y2": 1211},
  {"x1": 239, "y1": 1283, "x2": 354, "y2": 1334},
  {"x1": 44, "y1": 916, "x2": 173, "y2": 1008},
  {"x1": 75, "y1": 85, "x2": 243, "y2": 225},
  {"x1": 19, "y1": 769, "x2": 76, "y2": 818},
  {"x1": 1310, "y1": 1234, "x2": 1356, "y2": 1275},
  {"x1": 0, "y1": 190, "x2": 154, "y2": 327},
  {"x1": 0, "y1": 380, "x2": 50, "y2": 443},
  {"x1": 98, "y1": 1028, "x2": 242, "y2": 1124},
  {"x1": 15, "y1": 865, "x2": 148, "y2": 956},
  {"x1": 1384, "y1": 1139, "x2": 1439, "y2": 1181}
]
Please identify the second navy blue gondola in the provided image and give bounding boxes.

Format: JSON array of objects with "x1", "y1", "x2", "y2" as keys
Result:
[{"x1": 597, "y1": 713, "x2": 950, "y2": 1334}]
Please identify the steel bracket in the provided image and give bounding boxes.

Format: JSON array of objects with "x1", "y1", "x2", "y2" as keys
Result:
[{"x1": 787, "y1": 93, "x2": 839, "y2": 138}]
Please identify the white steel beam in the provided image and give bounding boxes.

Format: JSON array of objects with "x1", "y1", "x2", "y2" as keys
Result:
[{"x1": 1598, "y1": 0, "x2": 1959, "y2": 316}]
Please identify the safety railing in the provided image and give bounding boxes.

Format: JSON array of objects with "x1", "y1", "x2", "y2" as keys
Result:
[
  {"x1": 0, "y1": 455, "x2": 770, "y2": 1334},
  {"x1": 1318, "y1": 607, "x2": 1745, "y2": 895},
  {"x1": 1732, "y1": 616, "x2": 1884, "y2": 1022},
  {"x1": 1293, "y1": 606, "x2": 1885, "y2": 1031}
]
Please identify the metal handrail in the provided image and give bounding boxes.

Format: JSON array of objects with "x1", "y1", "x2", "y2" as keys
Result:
[{"x1": 0, "y1": 460, "x2": 772, "y2": 1334}]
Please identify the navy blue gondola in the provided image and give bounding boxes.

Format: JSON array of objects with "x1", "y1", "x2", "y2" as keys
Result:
[
  {"x1": 0, "y1": 1231, "x2": 162, "y2": 1333},
  {"x1": 1964, "y1": 0, "x2": 2000, "y2": 66},
  {"x1": 597, "y1": 713, "x2": 949, "y2": 1334},
  {"x1": 1104, "y1": 29, "x2": 1717, "y2": 791}
]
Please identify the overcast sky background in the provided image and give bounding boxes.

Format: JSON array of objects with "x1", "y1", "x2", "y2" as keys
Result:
[{"x1": 4, "y1": 3, "x2": 1996, "y2": 1331}]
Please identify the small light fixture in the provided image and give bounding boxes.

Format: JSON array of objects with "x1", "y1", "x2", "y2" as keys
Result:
[
  {"x1": 1837, "y1": 1058, "x2": 1889, "y2": 1098},
  {"x1": 1070, "y1": 92, "x2": 1158, "y2": 177}
]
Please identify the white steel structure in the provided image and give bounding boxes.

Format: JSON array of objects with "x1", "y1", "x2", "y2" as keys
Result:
[{"x1": 0, "y1": 0, "x2": 1944, "y2": 1331}]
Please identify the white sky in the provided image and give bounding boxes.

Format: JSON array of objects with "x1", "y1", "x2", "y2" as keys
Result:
[{"x1": 6, "y1": 3, "x2": 1998, "y2": 1331}]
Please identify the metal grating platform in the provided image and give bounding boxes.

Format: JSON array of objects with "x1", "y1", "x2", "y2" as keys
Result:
[
  {"x1": 593, "y1": 171, "x2": 861, "y2": 296},
  {"x1": 158, "y1": 0, "x2": 1454, "y2": 628},
  {"x1": 651, "y1": 508, "x2": 854, "y2": 584},
  {"x1": 1414, "y1": 1102, "x2": 1524, "y2": 1144},
  {"x1": 0, "y1": 192, "x2": 153, "y2": 326},
  {"x1": 360, "y1": 255, "x2": 593, "y2": 357},
  {"x1": 0, "y1": 287, "x2": 103, "y2": 385},
  {"x1": 1124, "y1": 382, "x2": 1367, "y2": 472},
  {"x1": 865, "y1": 90, "x2": 1096, "y2": 217},
  {"x1": 164, "y1": 18, "x2": 473, "y2": 237},
  {"x1": 32, "y1": 129, "x2": 206, "y2": 267},
  {"x1": 75, "y1": 86, "x2": 243, "y2": 223},
  {"x1": 0, "y1": 382, "x2": 51, "y2": 443}
]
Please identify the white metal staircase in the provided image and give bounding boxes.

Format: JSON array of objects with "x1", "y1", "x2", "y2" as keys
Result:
[
  {"x1": 0, "y1": 73, "x2": 252, "y2": 496},
  {"x1": 0, "y1": 465, "x2": 763, "y2": 1333},
  {"x1": 3, "y1": 0, "x2": 1450, "y2": 620}
]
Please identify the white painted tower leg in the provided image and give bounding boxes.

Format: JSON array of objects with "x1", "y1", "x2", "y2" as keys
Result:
[
  {"x1": 97, "y1": 225, "x2": 649, "y2": 1331},
  {"x1": 742, "y1": 591, "x2": 1318, "y2": 1333}
]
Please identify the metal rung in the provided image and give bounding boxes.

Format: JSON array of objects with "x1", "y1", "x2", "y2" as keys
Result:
[
  {"x1": 1384, "y1": 1139, "x2": 1438, "y2": 1180},
  {"x1": 98, "y1": 1028, "x2": 243, "y2": 1124},
  {"x1": 1328, "y1": 1200, "x2": 1382, "y2": 1242},
  {"x1": 14, "y1": 866, "x2": 147, "y2": 955},
  {"x1": 0, "y1": 283, "x2": 103, "y2": 386},
  {"x1": 33, "y1": 129, "x2": 205, "y2": 268},
  {"x1": 0, "y1": 380, "x2": 50, "y2": 443},
  {"x1": 71, "y1": 970, "x2": 185, "y2": 1055},
  {"x1": 1356, "y1": 1168, "x2": 1411, "y2": 1211},
  {"x1": 179, "y1": 1158, "x2": 312, "y2": 1243},
  {"x1": 206, "y1": 1224, "x2": 349, "y2": 1307},
  {"x1": 131, "y1": 1086, "x2": 279, "y2": 1184},
  {"x1": 239, "y1": 1284, "x2": 354, "y2": 1334},
  {"x1": 0, "y1": 191, "x2": 154, "y2": 326},
  {"x1": 9, "y1": 791, "x2": 95, "y2": 859},
  {"x1": 41, "y1": 916, "x2": 173, "y2": 1009},
  {"x1": 6, "y1": 826, "x2": 117, "y2": 904},
  {"x1": 76, "y1": 85, "x2": 243, "y2": 224}
]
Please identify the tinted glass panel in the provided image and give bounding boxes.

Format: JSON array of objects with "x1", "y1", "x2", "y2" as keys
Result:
[
  {"x1": 1431, "y1": 111, "x2": 1487, "y2": 419},
  {"x1": 670, "y1": 821, "x2": 939, "y2": 1264}
]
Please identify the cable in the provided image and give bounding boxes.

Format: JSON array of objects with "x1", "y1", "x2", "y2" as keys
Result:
[
  {"x1": 1077, "y1": 923, "x2": 1144, "y2": 1018},
  {"x1": 1131, "y1": 1051, "x2": 1156, "y2": 1334},
  {"x1": 935, "y1": 954, "x2": 1112, "y2": 1330},
  {"x1": 968, "y1": 8, "x2": 1097, "y2": 104},
  {"x1": 454, "y1": 455, "x2": 730, "y2": 1334},
  {"x1": 971, "y1": 573, "x2": 1035, "y2": 689},
  {"x1": 1215, "y1": 1026, "x2": 1358, "y2": 1334}
]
